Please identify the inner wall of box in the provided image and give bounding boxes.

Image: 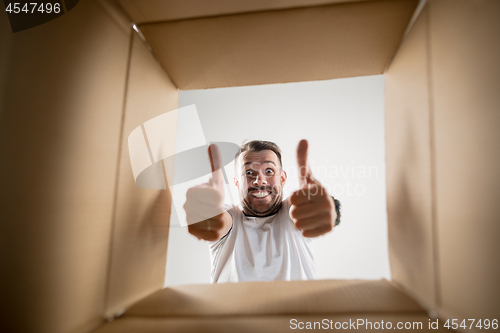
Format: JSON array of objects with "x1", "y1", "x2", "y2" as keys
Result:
[{"x1": 385, "y1": 0, "x2": 500, "y2": 321}]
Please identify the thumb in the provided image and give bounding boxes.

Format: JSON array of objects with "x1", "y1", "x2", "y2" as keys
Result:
[
  {"x1": 297, "y1": 139, "x2": 311, "y2": 187},
  {"x1": 208, "y1": 144, "x2": 224, "y2": 190}
]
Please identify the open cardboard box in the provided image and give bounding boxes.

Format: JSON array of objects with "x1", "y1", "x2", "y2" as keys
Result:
[{"x1": 1, "y1": 0, "x2": 499, "y2": 332}]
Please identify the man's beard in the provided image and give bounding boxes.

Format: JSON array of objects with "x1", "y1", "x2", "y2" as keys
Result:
[{"x1": 241, "y1": 185, "x2": 283, "y2": 217}]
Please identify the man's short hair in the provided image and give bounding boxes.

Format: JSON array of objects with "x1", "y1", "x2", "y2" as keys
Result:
[{"x1": 235, "y1": 140, "x2": 283, "y2": 167}]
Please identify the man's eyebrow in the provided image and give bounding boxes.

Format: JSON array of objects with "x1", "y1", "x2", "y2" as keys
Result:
[{"x1": 243, "y1": 161, "x2": 277, "y2": 167}]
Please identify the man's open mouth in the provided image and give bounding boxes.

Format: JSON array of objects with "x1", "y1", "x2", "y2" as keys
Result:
[{"x1": 250, "y1": 190, "x2": 272, "y2": 198}]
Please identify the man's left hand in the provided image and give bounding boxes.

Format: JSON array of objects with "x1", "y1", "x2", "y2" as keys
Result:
[{"x1": 290, "y1": 139, "x2": 337, "y2": 237}]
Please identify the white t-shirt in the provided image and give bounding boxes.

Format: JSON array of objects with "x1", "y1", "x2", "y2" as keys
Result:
[{"x1": 208, "y1": 197, "x2": 316, "y2": 283}]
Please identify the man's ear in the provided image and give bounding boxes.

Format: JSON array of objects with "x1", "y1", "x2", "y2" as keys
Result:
[
  {"x1": 281, "y1": 170, "x2": 287, "y2": 186},
  {"x1": 234, "y1": 176, "x2": 239, "y2": 189}
]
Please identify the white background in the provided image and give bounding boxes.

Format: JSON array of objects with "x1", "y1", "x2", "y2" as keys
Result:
[{"x1": 165, "y1": 75, "x2": 390, "y2": 286}]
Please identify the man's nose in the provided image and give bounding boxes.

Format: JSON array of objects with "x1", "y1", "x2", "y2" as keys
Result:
[{"x1": 252, "y1": 171, "x2": 268, "y2": 186}]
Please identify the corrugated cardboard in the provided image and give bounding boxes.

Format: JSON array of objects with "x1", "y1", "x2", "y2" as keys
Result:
[
  {"x1": 386, "y1": 0, "x2": 500, "y2": 326},
  {"x1": 124, "y1": 279, "x2": 423, "y2": 316},
  {"x1": 0, "y1": 8, "x2": 13, "y2": 117},
  {"x1": 116, "y1": 0, "x2": 367, "y2": 24},
  {"x1": 0, "y1": 1, "x2": 130, "y2": 332},
  {"x1": 428, "y1": 0, "x2": 500, "y2": 322},
  {"x1": 94, "y1": 314, "x2": 447, "y2": 333},
  {"x1": 137, "y1": 0, "x2": 418, "y2": 89},
  {"x1": 94, "y1": 280, "x2": 453, "y2": 333},
  {"x1": 1, "y1": 0, "x2": 499, "y2": 332},
  {"x1": 104, "y1": 32, "x2": 179, "y2": 318},
  {"x1": 385, "y1": 5, "x2": 436, "y2": 310}
]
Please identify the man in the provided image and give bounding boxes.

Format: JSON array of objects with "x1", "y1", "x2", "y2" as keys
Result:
[{"x1": 184, "y1": 139, "x2": 341, "y2": 283}]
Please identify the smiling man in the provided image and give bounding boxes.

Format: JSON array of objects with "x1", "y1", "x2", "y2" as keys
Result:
[{"x1": 184, "y1": 140, "x2": 341, "y2": 283}]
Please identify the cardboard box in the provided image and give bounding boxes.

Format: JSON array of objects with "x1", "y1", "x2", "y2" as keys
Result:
[{"x1": 0, "y1": 0, "x2": 498, "y2": 332}]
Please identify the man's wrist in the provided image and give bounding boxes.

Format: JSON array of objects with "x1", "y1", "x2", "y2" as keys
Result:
[{"x1": 331, "y1": 196, "x2": 341, "y2": 226}]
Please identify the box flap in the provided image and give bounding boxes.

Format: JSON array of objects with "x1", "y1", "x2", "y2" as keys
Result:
[
  {"x1": 385, "y1": 4, "x2": 436, "y2": 310},
  {"x1": 123, "y1": 280, "x2": 424, "y2": 317},
  {"x1": 137, "y1": 0, "x2": 418, "y2": 89},
  {"x1": 104, "y1": 33, "x2": 179, "y2": 317},
  {"x1": 116, "y1": 0, "x2": 369, "y2": 24}
]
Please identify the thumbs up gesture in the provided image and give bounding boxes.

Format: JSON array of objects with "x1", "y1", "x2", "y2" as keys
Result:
[
  {"x1": 184, "y1": 144, "x2": 232, "y2": 241},
  {"x1": 290, "y1": 140, "x2": 337, "y2": 237}
]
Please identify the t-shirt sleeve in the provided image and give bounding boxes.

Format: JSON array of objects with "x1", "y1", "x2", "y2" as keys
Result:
[{"x1": 223, "y1": 203, "x2": 235, "y2": 218}]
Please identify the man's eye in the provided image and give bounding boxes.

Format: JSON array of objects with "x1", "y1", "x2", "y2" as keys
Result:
[
  {"x1": 266, "y1": 169, "x2": 274, "y2": 175},
  {"x1": 245, "y1": 170, "x2": 254, "y2": 175}
]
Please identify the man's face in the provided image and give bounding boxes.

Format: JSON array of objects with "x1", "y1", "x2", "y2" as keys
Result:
[{"x1": 234, "y1": 150, "x2": 287, "y2": 216}]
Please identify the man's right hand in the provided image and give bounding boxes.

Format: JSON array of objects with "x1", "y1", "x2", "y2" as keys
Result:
[{"x1": 184, "y1": 144, "x2": 232, "y2": 241}]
